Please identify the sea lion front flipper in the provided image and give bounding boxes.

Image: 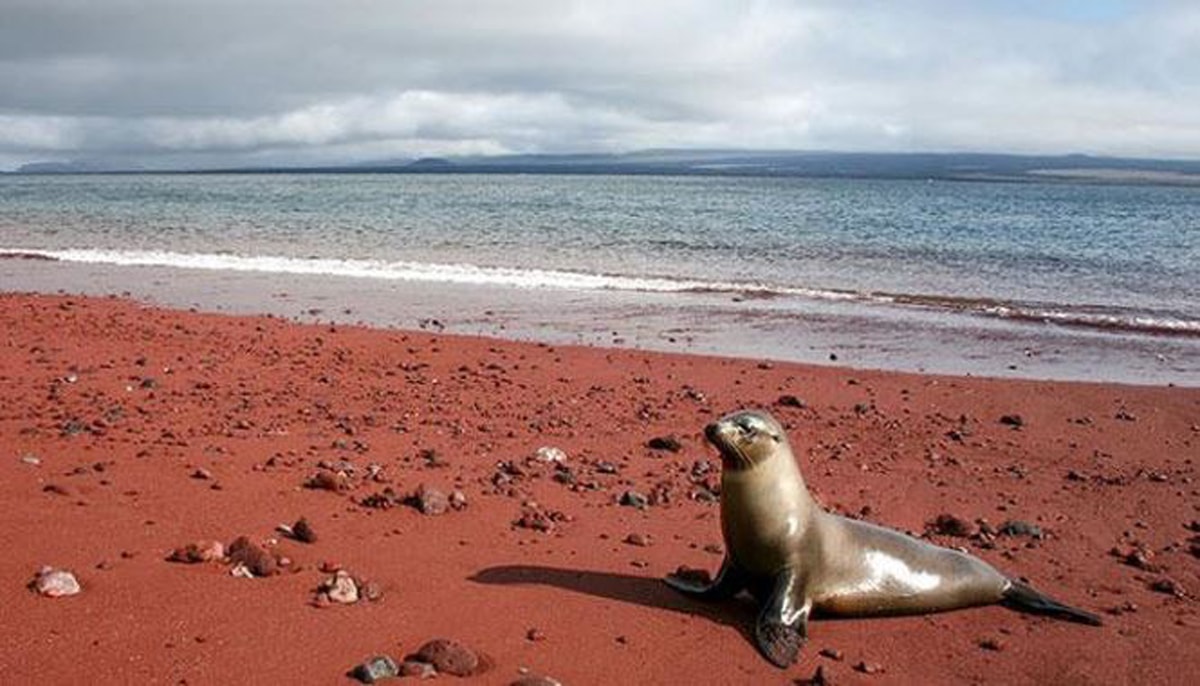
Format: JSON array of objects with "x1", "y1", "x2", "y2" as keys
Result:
[
  {"x1": 664, "y1": 555, "x2": 746, "y2": 600},
  {"x1": 755, "y1": 569, "x2": 810, "y2": 668}
]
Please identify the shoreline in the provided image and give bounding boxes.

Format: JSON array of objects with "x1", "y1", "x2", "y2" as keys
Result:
[
  {"x1": 3, "y1": 259, "x2": 1198, "y2": 387},
  {"x1": 2, "y1": 292, "x2": 1197, "y2": 684}
]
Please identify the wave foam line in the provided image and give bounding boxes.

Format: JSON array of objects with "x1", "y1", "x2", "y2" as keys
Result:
[
  {"x1": 3, "y1": 247, "x2": 810, "y2": 296},
  {"x1": 7, "y1": 248, "x2": 1197, "y2": 338}
]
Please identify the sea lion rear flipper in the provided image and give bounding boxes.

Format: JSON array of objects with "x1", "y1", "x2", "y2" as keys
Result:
[
  {"x1": 1002, "y1": 580, "x2": 1103, "y2": 626},
  {"x1": 664, "y1": 556, "x2": 746, "y2": 600},
  {"x1": 755, "y1": 569, "x2": 810, "y2": 669}
]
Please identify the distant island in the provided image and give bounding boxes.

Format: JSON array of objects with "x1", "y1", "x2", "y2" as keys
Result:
[{"x1": 13, "y1": 150, "x2": 1200, "y2": 185}]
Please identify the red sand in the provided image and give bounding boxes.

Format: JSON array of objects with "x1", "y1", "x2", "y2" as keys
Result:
[{"x1": 1, "y1": 293, "x2": 1196, "y2": 684}]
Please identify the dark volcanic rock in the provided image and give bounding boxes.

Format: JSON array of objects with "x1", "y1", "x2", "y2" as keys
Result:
[
  {"x1": 619, "y1": 490, "x2": 648, "y2": 509},
  {"x1": 927, "y1": 513, "x2": 976, "y2": 538},
  {"x1": 647, "y1": 435, "x2": 682, "y2": 452},
  {"x1": 999, "y1": 414, "x2": 1024, "y2": 428},
  {"x1": 777, "y1": 394, "x2": 807, "y2": 408},
  {"x1": 292, "y1": 517, "x2": 318, "y2": 543}
]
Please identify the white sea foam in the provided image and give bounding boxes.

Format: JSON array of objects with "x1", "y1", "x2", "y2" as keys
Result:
[
  {"x1": 6, "y1": 247, "x2": 799, "y2": 296},
  {"x1": 7, "y1": 247, "x2": 1198, "y2": 336}
]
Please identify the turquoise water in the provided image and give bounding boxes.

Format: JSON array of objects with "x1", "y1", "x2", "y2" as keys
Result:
[{"x1": 1, "y1": 172, "x2": 1198, "y2": 337}]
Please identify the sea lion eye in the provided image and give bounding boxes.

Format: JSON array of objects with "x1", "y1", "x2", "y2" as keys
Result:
[{"x1": 735, "y1": 417, "x2": 756, "y2": 434}]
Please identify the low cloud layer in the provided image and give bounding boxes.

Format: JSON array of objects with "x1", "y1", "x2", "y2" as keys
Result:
[{"x1": 1, "y1": 0, "x2": 1197, "y2": 169}]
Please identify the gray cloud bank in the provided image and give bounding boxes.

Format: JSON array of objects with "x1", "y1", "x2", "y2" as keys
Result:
[{"x1": 1, "y1": 0, "x2": 1198, "y2": 170}]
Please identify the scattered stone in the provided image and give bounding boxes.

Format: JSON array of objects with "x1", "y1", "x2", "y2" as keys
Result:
[
  {"x1": 399, "y1": 661, "x2": 437, "y2": 679},
  {"x1": 31, "y1": 567, "x2": 81, "y2": 597},
  {"x1": 534, "y1": 446, "x2": 567, "y2": 464},
  {"x1": 525, "y1": 627, "x2": 547, "y2": 642},
  {"x1": 292, "y1": 517, "x2": 318, "y2": 543},
  {"x1": 411, "y1": 638, "x2": 480, "y2": 677},
  {"x1": 191, "y1": 468, "x2": 213, "y2": 480},
  {"x1": 449, "y1": 489, "x2": 468, "y2": 510},
  {"x1": 1149, "y1": 577, "x2": 1187, "y2": 598},
  {"x1": 1115, "y1": 409, "x2": 1137, "y2": 422},
  {"x1": 624, "y1": 533, "x2": 651, "y2": 547},
  {"x1": 927, "y1": 513, "x2": 976, "y2": 538},
  {"x1": 619, "y1": 490, "x2": 649, "y2": 509},
  {"x1": 168, "y1": 540, "x2": 225, "y2": 563},
  {"x1": 226, "y1": 536, "x2": 278, "y2": 577},
  {"x1": 230, "y1": 563, "x2": 254, "y2": 578},
  {"x1": 818, "y1": 647, "x2": 844, "y2": 661},
  {"x1": 411, "y1": 485, "x2": 450, "y2": 515},
  {"x1": 320, "y1": 570, "x2": 360, "y2": 604},
  {"x1": 359, "y1": 578, "x2": 385, "y2": 602},
  {"x1": 853, "y1": 661, "x2": 883, "y2": 675},
  {"x1": 360, "y1": 487, "x2": 402, "y2": 509},
  {"x1": 1115, "y1": 544, "x2": 1158, "y2": 571},
  {"x1": 513, "y1": 506, "x2": 568, "y2": 533},
  {"x1": 20, "y1": 454, "x2": 40, "y2": 466},
  {"x1": 998, "y1": 414, "x2": 1024, "y2": 428},
  {"x1": 305, "y1": 471, "x2": 351, "y2": 492},
  {"x1": 978, "y1": 637, "x2": 1006, "y2": 651},
  {"x1": 777, "y1": 394, "x2": 806, "y2": 408},
  {"x1": 998, "y1": 520, "x2": 1043, "y2": 539},
  {"x1": 352, "y1": 655, "x2": 400, "y2": 683},
  {"x1": 647, "y1": 435, "x2": 682, "y2": 453}
]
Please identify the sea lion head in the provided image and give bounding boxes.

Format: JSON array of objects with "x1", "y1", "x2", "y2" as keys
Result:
[{"x1": 705, "y1": 410, "x2": 786, "y2": 471}]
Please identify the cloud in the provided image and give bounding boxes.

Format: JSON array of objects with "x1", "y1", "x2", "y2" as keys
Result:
[{"x1": 0, "y1": 0, "x2": 1197, "y2": 168}]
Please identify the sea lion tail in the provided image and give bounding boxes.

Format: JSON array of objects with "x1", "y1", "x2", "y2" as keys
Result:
[{"x1": 1002, "y1": 580, "x2": 1103, "y2": 626}]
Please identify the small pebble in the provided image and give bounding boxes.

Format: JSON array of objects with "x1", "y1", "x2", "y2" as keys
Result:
[
  {"x1": 323, "y1": 570, "x2": 360, "y2": 604},
  {"x1": 854, "y1": 661, "x2": 883, "y2": 674},
  {"x1": 292, "y1": 517, "x2": 318, "y2": 543},
  {"x1": 411, "y1": 638, "x2": 480, "y2": 677},
  {"x1": 168, "y1": 540, "x2": 225, "y2": 564},
  {"x1": 352, "y1": 655, "x2": 400, "y2": 683},
  {"x1": 534, "y1": 446, "x2": 567, "y2": 464},
  {"x1": 32, "y1": 567, "x2": 81, "y2": 597},
  {"x1": 399, "y1": 661, "x2": 437, "y2": 679},
  {"x1": 624, "y1": 533, "x2": 651, "y2": 547},
  {"x1": 413, "y1": 485, "x2": 450, "y2": 516},
  {"x1": 226, "y1": 536, "x2": 278, "y2": 577},
  {"x1": 647, "y1": 436, "x2": 682, "y2": 452},
  {"x1": 619, "y1": 490, "x2": 648, "y2": 509}
]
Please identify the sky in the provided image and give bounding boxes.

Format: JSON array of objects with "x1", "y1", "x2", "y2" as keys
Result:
[{"x1": 0, "y1": 0, "x2": 1197, "y2": 170}]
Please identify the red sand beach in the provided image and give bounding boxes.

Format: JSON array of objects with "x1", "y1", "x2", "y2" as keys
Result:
[{"x1": 1, "y1": 293, "x2": 1196, "y2": 684}]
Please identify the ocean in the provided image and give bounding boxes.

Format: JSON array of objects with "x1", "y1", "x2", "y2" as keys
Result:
[{"x1": 2, "y1": 172, "x2": 1197, "y2": 385}]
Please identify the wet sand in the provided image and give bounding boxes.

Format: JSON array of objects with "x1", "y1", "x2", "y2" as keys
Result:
[
  {"x1": 3, "y1": 258, "x2": 1198, "y2": 386},
  {"x1": 1, "y1": 293, "x2": 1197, "y2": 684}
]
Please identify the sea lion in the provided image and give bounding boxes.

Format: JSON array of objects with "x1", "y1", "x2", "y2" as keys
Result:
[{"x1": 665, "y1": 409, "x2": 1101, "y2": 668}]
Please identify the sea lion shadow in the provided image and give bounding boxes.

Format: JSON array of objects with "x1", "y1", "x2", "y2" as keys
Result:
[{"x1": 469, "y1": 564, "x2": 755, "y2": 641}]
